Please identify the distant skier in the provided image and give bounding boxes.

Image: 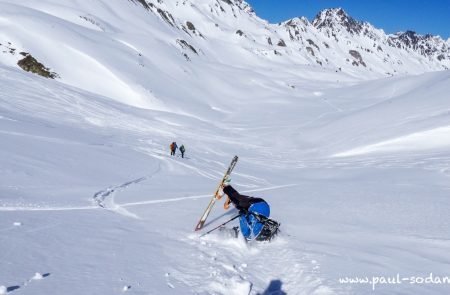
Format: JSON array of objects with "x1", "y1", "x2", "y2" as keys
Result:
[
  {"x1": 179, "y1": 144, "x2": 186, "y2": 158},
  {"x1": 221, "y1": 183, "x2": 279, "y2": 241},
  {"x1": 170, "y1": 142, "x2": 178, "y2": 156}
]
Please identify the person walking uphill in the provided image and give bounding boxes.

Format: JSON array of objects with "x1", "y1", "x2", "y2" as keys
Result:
[
  {"x1": 170, "y1": 142, "x2": 178, "y2": 156},
  {"x1": 221, "y1": 183, "x2": 280, "y2": 241},
  {"x1": 179, "y1": 144, "x2": 186, "y2": 158}
]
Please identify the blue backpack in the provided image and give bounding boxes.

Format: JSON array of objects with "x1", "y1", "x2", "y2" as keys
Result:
[{"x1": 239, "y1": 202, "x2": 271, "y2": 240}]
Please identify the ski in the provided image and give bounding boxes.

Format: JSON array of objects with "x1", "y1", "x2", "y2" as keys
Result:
[{"x1": 194, "y1": 155, "x2": 238, "y2": 231}]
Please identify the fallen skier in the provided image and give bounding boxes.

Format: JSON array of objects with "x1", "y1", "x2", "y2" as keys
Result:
[{"x1": 221, "y1": 183, "x2": 280, "y2": 241}]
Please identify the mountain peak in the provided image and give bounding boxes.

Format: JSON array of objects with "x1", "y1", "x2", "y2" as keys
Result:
[
  {"x1": 388, "y1": 30, "x2": 449, "y2": 59},
  {"x1": 312, "y1": 7, "x2": 363, "y2": 35},
  {"x1": 284, "y1": 16, "x2": 311, "y2": 27},
  {"x1": 219, "y1": 0, "x2": 255, "y2": 14}
]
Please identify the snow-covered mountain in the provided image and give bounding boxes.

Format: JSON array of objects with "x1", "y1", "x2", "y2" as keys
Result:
[
  {"x1": 310, "y1": 8, "x2": 449, "y2": 71},
  {"x1": 0, "y1": 0, "x2": 449, "y2": 110},
  {"x1": 1, "y1": 1, "x2": 450, "y2": 294}
]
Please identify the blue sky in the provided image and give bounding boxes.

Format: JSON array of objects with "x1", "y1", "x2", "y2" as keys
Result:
[{"x1": 245, "y1": 0, "x2": 450, "y2": 39}]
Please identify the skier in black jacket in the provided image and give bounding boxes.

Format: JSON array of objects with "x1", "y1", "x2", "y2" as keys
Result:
[{"x1": 223, "y1": 185, "x2": 265, "y2": 213}]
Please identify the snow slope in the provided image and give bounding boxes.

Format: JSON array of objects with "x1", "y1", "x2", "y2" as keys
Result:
[
  {"x1": 1, "y1": 0, "x2": 450, "y2": 294},
  {"x1": 1, "y1": 62, "x2": 450, "y2": 295}
]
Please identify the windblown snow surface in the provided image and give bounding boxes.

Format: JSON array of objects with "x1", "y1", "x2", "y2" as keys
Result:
[{"x1": 1, "y1": 1, "x2": 450, "y2": 295}]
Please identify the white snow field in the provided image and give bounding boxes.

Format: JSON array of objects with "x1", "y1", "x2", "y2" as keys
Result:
[{"x1": 1, "y1": 0, "x2": 450, "y2": 294}]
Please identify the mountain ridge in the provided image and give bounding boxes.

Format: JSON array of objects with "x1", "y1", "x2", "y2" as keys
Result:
[{"x1": 0, "y1": 0, "x2": 448, "y2": 111}]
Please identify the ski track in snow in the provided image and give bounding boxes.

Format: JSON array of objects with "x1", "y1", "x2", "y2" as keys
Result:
[
  {"x1": 92, "y1": 177, "x2": 147, "y2": 219},
  {"x1": 91, "y1": 162, "x2": 164, "y2": 217},
  {"x1": 120, "y1": 184, "x2": 299, "y2": 207},
  {"x1": 93, "y1": 176, "x2": 148, "y2": 207},
  {"x1": 0, "y1": 184, "x2": 298, "y2": 213},
  {"x1": 0, "y1": 205, "x2": 98, "y2": 212}
]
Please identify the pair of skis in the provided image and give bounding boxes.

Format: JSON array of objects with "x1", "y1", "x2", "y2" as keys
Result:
[{"x1": 194, "y1": 155, "x2": 238, "y2": 231}]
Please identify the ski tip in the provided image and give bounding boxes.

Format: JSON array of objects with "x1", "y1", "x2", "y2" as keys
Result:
[{"x1": 194, "y1": 223, "x2": 204, "y2": 231}]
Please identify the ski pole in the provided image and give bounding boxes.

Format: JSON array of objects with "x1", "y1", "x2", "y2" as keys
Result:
[{"x1": 199, "y1": 214, "x2": 241, "y2": 238}]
